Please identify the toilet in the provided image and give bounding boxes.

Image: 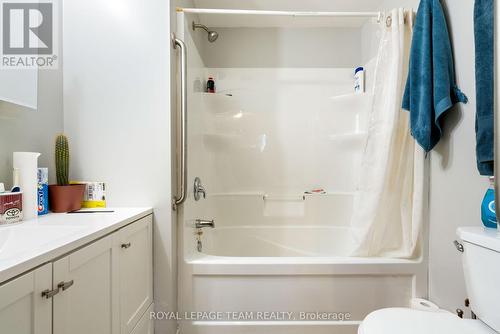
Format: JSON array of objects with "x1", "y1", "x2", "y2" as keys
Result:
[{"x1": 359, "y1": 227, "x2": 500, "y2": 334}]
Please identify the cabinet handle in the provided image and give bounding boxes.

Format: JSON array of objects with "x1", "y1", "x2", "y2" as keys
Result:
[
  {"x1": 58, "y1": 280, "x2": 74, "y2": 291},
  {"x1": 121, "y1": 242, "x2": 131, "y2": 249},
  {"x1": 41, "y1": 287, "x2": 59, "y2": 299}
]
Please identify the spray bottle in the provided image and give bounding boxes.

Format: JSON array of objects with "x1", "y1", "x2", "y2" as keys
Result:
[{"x1": 481, "y1": 176, "x2": 497, "y2": 228}]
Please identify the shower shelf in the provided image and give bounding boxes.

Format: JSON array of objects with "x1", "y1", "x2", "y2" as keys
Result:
[
  {"x1": 200, "y1": 92, "x2": 241, "y2": 115},
  {"x1": 203, "y1": 133, "x2": 242, "y2": 147},
  {"x1": 208, "y1": 192, "x2": 355, "y2": 198},
  {"x1": 204, "y1": 133, "x2": 239, "y2": 140},
  {"x1": 200, "y1": 92, "x2": 234, "y2": 97},
  {"x1": 329, "y1": 93, "x2": 373, "y2": 101},
  {"x1": 327, "y1": 132, "x2": 367, "y2": 145}
]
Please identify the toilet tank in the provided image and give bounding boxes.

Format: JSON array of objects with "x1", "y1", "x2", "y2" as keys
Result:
[{"x1": 458, "y1": 227, "x2": 500, "y2": 331}]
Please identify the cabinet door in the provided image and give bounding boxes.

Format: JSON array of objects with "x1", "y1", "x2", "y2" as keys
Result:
[
  {"x1": 0, "y1": 263, "x2": 52, "y2": 334},
  {"x1": 115, "y1": 216, "x2": 153, "y2": 334},
  {"x1": 53, "y1": 235, "x2": 119, "y2": 334}
]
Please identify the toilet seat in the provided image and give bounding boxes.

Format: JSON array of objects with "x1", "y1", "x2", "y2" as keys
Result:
[{"x1": 359, "y1": 308, "x2": 496, "y2": 334}]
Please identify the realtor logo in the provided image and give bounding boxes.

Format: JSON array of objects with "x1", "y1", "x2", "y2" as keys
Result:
[
  {"x1": 1, "y1": 1, "x2": 58, "y2": 68},
  {"x1": 3, "y1": 2, "x2": 52, "y2": 54}
]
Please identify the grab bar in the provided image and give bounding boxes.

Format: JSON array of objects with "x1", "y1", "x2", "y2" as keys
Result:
[{"x1": 172, "y1": 33, "x2": 188, "y2": 210}]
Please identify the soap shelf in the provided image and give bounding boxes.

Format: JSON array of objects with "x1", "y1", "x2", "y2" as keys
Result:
[
  {"x1": 329, "y1": 93, "x2": 373, "y2": 101},
  {"x1": 209, "y1": 192, "x2": 355, "y2": 200},
  {"x1": 328, "y1": 132, "x2": 366, "y2": 140},
  {"x1": 200, "y1": 92, "x2": 234, "y2": 97},
  {"x1": 263, "y1": 194, "x2": 305, "y2": 202}
]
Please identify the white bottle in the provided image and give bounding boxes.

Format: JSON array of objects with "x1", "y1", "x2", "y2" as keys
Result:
[
  {"x1": 13, "y1": 152, "x2": 40, "y2": 220},
  {"x1": 354, "y1": 67, "x2": 365, "y2": 94}
]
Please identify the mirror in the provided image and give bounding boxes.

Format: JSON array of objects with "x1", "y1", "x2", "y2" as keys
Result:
[{"x1": 0, "y1": 68, "x2": 38, "y2": 110}]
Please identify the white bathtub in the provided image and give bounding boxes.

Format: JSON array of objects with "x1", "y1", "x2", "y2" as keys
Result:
[
  {"x1": 202, "y1": 226, "x2": 358, "y2": 257},
  {"x1": 179, "y1": 225, "x2": 427, "y2": 334}
]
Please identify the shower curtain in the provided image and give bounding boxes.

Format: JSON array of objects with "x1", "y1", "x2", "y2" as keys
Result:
[{"x1": 351, "y1": 9, "x2": 425, "y2": 258}]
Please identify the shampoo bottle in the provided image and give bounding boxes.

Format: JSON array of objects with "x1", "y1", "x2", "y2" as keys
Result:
[
  {"x1": 207, "y1": 77, "x2": 215, "y2": 93},
  {"x1": 481, "y1": 176, "x2": 497, "y2": 229},
  {"x1": 354, "y1": 67, "x2": 365, "y2": 94}
]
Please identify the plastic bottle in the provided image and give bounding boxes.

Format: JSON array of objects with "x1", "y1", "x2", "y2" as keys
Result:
[
  {"x1": 481, "y1": 176, "x2": 497, "y2": 229},
  {"x1": 13, "y1": 152, "x2": 40, "y2": 220},
  {"x1": 207, "y1": 77, "x2": 215, "y2": 93},
  {"x1": 354, "y1": 67, "x2": 364, "y2": 94}
]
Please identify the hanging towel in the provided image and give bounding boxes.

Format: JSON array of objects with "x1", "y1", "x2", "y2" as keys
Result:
[
  {"x1": 474, "y1": 0, "x2": 494, "y2": 176},
  {"x1": 402, "y1": 0, "x2": 468, "y2": 152}
]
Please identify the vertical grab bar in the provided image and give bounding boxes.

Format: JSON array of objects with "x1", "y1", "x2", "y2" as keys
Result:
[{"x1": 172, "y1": 33, "x2": 187, "y2": 210}]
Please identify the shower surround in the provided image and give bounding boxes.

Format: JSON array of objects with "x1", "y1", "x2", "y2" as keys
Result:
[{"x1": 176, "y1": 11, "x2": 427, "y2": 334}]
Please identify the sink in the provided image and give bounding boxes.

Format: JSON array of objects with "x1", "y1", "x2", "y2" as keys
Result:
[{"x1": 0, "y1": 225, "x2": 87, "y2": 261}]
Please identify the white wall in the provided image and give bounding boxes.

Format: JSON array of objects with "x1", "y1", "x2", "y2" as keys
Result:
[
  {"x1": 200, "y1": 27, "x2": 363, "y2": 68},
  {"x1": 428, "y1": 0, "x2": 484, "y2": 315},
  {"x1": 372, "y1": 0, "x2": 483, "y2": 314},
  {"x1": 63, "y1": 1, "x2": 175, "y2": 333}
]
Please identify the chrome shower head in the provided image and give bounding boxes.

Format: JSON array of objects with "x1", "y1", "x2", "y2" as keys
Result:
[
  {"x1": 192, "y1": 22, "x2": 219, "y2": 43},
  {"x1": 207, "y1": 30, "x2": 219, "y2": 43}
]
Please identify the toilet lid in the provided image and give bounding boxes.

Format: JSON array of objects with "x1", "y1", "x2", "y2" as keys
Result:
[{"x1": 359, "y1": 308, "x2": 496, "y2": 334}]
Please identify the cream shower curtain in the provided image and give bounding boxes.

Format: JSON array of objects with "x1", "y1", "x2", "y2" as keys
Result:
[{"x1": 350, "y1": 9, "x2": 425, "y2": 258}]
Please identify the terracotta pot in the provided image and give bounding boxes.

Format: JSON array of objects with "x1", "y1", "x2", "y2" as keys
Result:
[{"x1": 48, "y1": 184, "x2": 86, "y2": 213}]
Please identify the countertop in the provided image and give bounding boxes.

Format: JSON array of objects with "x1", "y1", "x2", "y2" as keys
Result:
[{"x1": 0, "y1": 207, "x2": 153, "y2": 283}]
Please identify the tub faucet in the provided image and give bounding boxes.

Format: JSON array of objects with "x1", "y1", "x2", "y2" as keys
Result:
[
  {"x1": 195, "y1": 219, "x2": 215, "y2": 228},
  {"x1": 194, "y1": 177, "x2": 206, "y2": 201}
]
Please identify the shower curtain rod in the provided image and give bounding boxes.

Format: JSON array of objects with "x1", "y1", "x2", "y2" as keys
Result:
[{"x1": 177, "y1": 8, "x2": 383, "y2": 20}]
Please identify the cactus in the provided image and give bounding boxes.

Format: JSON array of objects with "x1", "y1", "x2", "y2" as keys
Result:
[{"x1": 55, "y1": 134, "x2": 69, "y2": 186}]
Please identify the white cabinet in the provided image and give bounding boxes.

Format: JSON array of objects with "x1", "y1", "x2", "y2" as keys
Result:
[
  {"x1": 0, "y1": 215, "x2": 154, "y2": 334},
  {"x1": 53, "y1": 234, "x2": 119, "y2": 334},
  {"x1": 0, "y1": 263, "x2": 52, "y2": 334},
  {"x1": 116, "y1": 216, "x2": 153, "y2": 334}
]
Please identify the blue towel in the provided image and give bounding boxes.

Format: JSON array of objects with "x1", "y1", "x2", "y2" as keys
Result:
[
  {"x1": 402, "y1": 0, "x2": 468, "y2": 152},
  {"x1": 474, "y1": 0, "x2": 494, "y2": 176}
]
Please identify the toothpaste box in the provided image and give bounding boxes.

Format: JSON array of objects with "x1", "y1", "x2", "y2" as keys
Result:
[{"x1": 37, "y1": 168, "x2": 49, "y2": 215}]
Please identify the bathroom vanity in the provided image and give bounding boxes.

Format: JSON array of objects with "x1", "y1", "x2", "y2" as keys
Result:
[{"x1": 0, "y1": 208, "x2": 153, "y2": 334}]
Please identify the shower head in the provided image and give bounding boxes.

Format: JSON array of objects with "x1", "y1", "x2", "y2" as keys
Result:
[
  {"x1": 192, "y1": 22, "x2": 219, "y2": 43},
  {"x1": 207, "y1": 30, "x2": 219, "y2": 43}
]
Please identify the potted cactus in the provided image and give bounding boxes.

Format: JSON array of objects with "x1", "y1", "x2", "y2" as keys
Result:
[{"x1": 48, "y1": 134, "x2": 86, "y2": 212}]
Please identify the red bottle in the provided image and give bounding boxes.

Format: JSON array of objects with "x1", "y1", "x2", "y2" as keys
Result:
[{"x1": 207, "y1": 77, "x2": 215, "y2": 93}]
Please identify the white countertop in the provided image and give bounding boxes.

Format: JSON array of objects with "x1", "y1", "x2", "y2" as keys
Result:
[{"x1": 0, "y1": 207, "x2": 153, "y2": 283}]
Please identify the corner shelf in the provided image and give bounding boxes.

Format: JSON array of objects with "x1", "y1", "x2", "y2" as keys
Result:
[
  {"x1": 327, "y1": 132, "x2": 367, "y2": 146},
  {"x1": 329, "y1": 92, "x2": 373, "y2": 101}
]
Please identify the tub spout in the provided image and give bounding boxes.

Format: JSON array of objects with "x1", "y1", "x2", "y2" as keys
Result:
[{"x1": 195, "y1": 219, "x2": 215, "y2": 229}]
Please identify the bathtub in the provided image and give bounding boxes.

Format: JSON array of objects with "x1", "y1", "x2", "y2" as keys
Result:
[
  {"x1": 202, "y1": 226, "x2": 359, "y2": 257},
  {"x1": 179, "y1": 224, "x2": 427, "y2": 334}
]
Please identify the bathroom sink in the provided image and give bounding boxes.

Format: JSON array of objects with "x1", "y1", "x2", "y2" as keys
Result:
[{"x1": 0, "y1": 225, "x2": 87, "y2": 261}]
